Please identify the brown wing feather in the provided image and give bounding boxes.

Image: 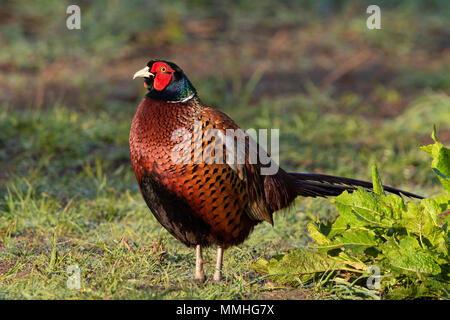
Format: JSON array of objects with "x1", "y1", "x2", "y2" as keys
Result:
[{"x1": 199, "y1": 105, "x2": 297, "y2": 223}]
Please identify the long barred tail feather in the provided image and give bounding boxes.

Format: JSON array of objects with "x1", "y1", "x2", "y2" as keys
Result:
[{"x1": 289, "y1": 172, "x2": 423, "y2": 199}]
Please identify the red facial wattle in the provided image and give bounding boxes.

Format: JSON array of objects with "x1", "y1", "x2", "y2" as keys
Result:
[{"x1": 150, "y1": 62, "x2": 175, "y2": 91}]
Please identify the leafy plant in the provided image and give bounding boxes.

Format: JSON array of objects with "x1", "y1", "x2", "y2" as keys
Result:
[{"x1": 253, "y1": 128, "x2": 450, "y2": 299}]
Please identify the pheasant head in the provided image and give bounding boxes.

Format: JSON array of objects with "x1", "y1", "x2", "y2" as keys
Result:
[{"x1": 133, "y1": 59, "x2": 197, "y2": 103}]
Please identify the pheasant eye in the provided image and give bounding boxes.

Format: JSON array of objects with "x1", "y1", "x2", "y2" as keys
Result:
[{"x1": 161, "y1": 66, "x2": 166, "y2": 72}]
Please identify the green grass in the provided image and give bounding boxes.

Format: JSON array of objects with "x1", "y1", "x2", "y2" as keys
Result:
[{"x1": 1, "y1": 0, "x2": 450, "y2": 299}]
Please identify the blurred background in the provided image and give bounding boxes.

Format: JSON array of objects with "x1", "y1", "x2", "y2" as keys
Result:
[{"x1": 0, "y1": 0, "x2": 449, "y2": 299}]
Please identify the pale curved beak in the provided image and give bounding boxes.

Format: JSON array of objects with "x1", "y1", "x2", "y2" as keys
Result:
[{"x1": 133, "y1": 66, "x2": 154, "y2": 79}]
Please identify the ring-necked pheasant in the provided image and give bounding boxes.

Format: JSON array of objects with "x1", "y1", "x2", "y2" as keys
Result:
[{"x1": 130, "y1": 59, "x2": 422, "y2": 282}]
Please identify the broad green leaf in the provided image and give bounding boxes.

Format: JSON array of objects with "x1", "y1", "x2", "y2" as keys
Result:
[
  {"x1": 328, "y1": 191, "x2": 368, "y2": 238},
  {"x1": 335, "y1": 252, "x2": 368, "y2": 271},
  {"x1": 431, "y1": 195, "x2": 450, "y2": 255},
  {"x1": 420, "y1": 128, "x2": 450, "y2": 193},
  {"x1": 307, "y1": 222, "x2": 330, "y2": 245},
  {"x1": 401, "y1": 202, "x2": 426, "y2": 235},
  {"x1": 334, "y1": 189, "x2": 394, "y2": 228},
  {"x1": 382, "y1": 237, "x2": 442, "y2": 275},
  {"x1": 434, "y1": 194, "x2": 450, "y2": 228},
  {"x1": 327, "y1": 214, "x2": 365, "y2": 239},
  {"x1": 421, "y1": 198, "x2": 441, "y2": 227},
  {"x1": 434, "y1": 194, "x2": 450, "y2": 209},
  {"x1": 317, "y1": 229, "x2": 377, "y2": 253},
  {"x1": 371, "y1": 164, "x2": 385, "y2": 196},
  {"x1": 253, "y1": 250, "x2": 346, "y2": 286},
  {"x1": 382, "y1": 193, "x2": 406, "y2": 221},
  {"x1": 402, "y1": 200, "x2": 445, "y2": 244},
  {"x1": 251, "y1": 257, "x2": 269, "y2": 274},
  {"x1": 334, "y1": 229, "x2": 377, "y2": 250}
]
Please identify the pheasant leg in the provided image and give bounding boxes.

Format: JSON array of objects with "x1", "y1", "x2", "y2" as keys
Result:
[
  {"x1": 213, "y1": 245, "x2": 223, "y2": 282},
  {"x1": 194, "y1": 244, "x2": 206, "y2": 282}
]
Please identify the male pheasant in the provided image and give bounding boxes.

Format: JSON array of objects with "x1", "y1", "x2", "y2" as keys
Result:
[{"x1": 130, "y1": 59, "x2": 422, "y2": 282}]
